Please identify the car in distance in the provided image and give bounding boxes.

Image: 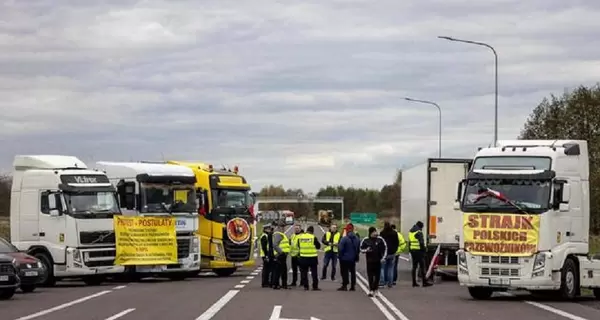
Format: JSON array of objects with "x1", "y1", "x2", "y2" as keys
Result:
[
  {"x1": 0, "y1": 254, "x2": 19, "y2": 300},
  {"x1": 0, "y1": 237, "x2": 44, "y2": 293}
]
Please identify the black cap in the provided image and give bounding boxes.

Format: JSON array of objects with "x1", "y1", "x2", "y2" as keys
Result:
[{"x1": 307, "y1": 226, "x2": 314, "y2": 233}]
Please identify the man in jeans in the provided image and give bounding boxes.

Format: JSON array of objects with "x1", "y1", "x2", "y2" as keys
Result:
[
  {"x1": 379, "y1": 222, "x2": 399, "y2": 287},
  {"x1": 321, "y1": 224, "x2": 341, "y2": 281}
]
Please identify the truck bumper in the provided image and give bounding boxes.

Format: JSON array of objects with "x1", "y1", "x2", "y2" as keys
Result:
[
  {"x1": 135, "y1": 254, "x2": 200, "y2": 274},
  {"x1": 458, "y1": 274, "x2": 559, "y2": 290},
  {"x1": 207, "y1": 260, "x2": 255, "y2": 269},
  {"x1": 57, "y1": 248, "x2": 125, "y2": 277}
]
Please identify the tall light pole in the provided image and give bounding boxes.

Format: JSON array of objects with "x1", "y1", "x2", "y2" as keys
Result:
[
  {"x1": 438, "y1": 36, "x2": 498, "y2": 146},
  {"x1": 404, "y1": 97, "x2": 442, "y2": 158}
]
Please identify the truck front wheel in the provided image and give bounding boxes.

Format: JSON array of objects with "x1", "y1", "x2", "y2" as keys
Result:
[
  {"x1": 0, "y1": 288, "x2": 16, "y2": 300},
  {"x1": 468, "y1": 287, "x2": 494, "y2": 300},
  {"x1": 213, "y1": 268, "x2": 236, "y2": 277},
  {"x1": 559, "y1": 258, "x2": 578, "y2": 300},
  {"x1": 34, "y1": 252, "x2": 56, "y2": 287}
]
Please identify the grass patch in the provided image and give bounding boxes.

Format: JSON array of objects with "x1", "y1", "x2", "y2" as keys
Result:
[
  {"x1": 0, "y1": 217, "x2": 9, "y2": 239},
  {"x1": 590, "y1": 235, "x2": 600, "y2": 254}
]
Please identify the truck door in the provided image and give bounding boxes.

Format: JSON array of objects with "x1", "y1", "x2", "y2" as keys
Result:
[
  {"x1": 39, "y1": 191, "x2": 68, "y2": 263},
  {"x1": 428, "y1": 160, "x2": 471, "y2": 245}
]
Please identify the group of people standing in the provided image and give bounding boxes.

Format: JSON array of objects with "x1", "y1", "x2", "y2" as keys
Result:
[{"x1": 259, "y1": 219, "x2": 432, "y2": 297}]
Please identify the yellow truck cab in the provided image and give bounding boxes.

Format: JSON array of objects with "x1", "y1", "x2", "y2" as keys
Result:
[{"x1": 167, "y1": 161, "x2": 255, "y2": 277}]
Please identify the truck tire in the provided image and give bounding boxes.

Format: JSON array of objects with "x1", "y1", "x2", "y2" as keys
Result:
[
  {"x1": 167, "y1": 273, "x2": 188, "y2": 281},
  {"x1": 559, "y1": 258, "x2": 578, "y2": 300},
  {"x1": 82, "y1": 276, "x2": 105, "y2": 286},
  {"x1": 468, "y1": 287, "x2": 494, "y2": 300},
  {"x1": 0, "y1": 288, "x2": 16, "y2": 300},
  {"x1": 34, "y1": 252, "x2": 56, "y2": 287},
  {"x1": 213, "y1": 268, "x2": 236, "y2": 277}
]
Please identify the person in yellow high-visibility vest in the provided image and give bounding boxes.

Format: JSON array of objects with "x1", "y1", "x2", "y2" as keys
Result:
[
  {"x1": 272, "y1": 222, "x2": 291, "y2": 289},
  {"x1": 320, "y1": 224, "x2": 341, "y2": 281},
  {"x1": 408, "y1": 221, "x2": 432, "y2": 287},
  {"x1": 292, "y1": 225, "x2": 321, "y2": 290},
  {"x1": 391, "y1": 224, "x2": 407, "y2": 285},
  {"x1": 288, "y1": 224, "x2": 304, "y2": 287}
]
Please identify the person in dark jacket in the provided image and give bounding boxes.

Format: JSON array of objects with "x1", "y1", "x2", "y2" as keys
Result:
[
  {"x1": 337, "y1": 223, "x2": 360, "y2": 291},
  {"x1": 360, "y1": 227, "x2": 387, "y2": 297},
  {"x1": 408, "y1": 221, "x2": 432, "y2": 287},
  {"x1": 260, "y1": 224, "x2": 275, "y2": 287},
  {"x1": 379, "y1": 222, "x2": 399, "y2": 287}
]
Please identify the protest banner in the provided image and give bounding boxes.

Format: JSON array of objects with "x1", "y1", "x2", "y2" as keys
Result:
[{"x1": 114, "y1": 216, "x2": 178, "y2": 265}]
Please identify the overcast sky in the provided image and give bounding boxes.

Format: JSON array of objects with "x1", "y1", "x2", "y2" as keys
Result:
[{"x1": 1, "y1": 0, "x2": 599, "y2": 192}]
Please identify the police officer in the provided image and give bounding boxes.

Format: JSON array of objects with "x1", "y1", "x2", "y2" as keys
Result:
[
  {"x1": 321, "y1": 224, "x2": 341, "y2": 281},
  {"x1": 272, "y1": 222, "x2": 291, "y2": 289},
  {"x1": 293, "y1": 225, "x2": 321, "y2": 290},
  {"x1": 288, "y1": 224, "x2": 304, "y2": 287},
  {"x1": 408, "y1": 221, "x2": 432, "y2": 287},
  {"x1": 259, "y1": 224, "x2": 275, "y2": 288}
]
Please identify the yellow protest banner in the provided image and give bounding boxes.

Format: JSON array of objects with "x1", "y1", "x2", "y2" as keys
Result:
[
  {"x1": 114, "y1": 216, "x2": 178, "y2": 265},
  {"x1": 463, "y1": 213, "x2": 540, "y2": 257}
]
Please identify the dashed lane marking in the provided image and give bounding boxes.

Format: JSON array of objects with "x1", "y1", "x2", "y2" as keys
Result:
[
  {"x1": 498, "y1": 292, "x2": 589, "y2": 320},
  {"x1": 234, "y1": 284, "x2": 245, "y2": 289},
  {"x1": 112, "y1": 285, "x2": 127, "y2": 290},
  {"x1": 105, "y1": 308, "x2": 136, "y2": 320},
  {"x1": 195, "y1": 290, "x2": 240, "y2": 320},
  {"x1": 240, "y1": 280, "x2": 251, "y2": 284},
  {"x1": 246, "y1": 276, "x2": 255, "y2": 279},
  {"x1": 14, "y1": 290, "x2": 113, "y2": 320}
]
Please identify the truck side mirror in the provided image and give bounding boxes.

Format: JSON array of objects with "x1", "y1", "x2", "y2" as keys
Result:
[
  {"x1": 49, "y1": 209, "x2": 60, "y2": 217},
  {"x1": 117, "y1": 180, "x2": 136, "y2": 210},
  {"x1": 455, "y1": 180, "x2": 465, "y2": 202},
  {"x1": 453, "y1": 201, "x2": 461, "y2": 211},
  {"x1": 559, "y1": 203, "x2": 570, "y2": 212}
]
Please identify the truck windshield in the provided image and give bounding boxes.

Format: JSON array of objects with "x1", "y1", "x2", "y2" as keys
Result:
[
  {"x1": 209, "y1": 189, "x2": 252, "y2": 223},
  {"x1": 462, "y1": 178, "x2": 551, "y2": 213},
  {"x1": 140, "y1": 183, "x2": 196, "y2": 214},
  {"x1": 64, "y1": 191, "x2": 121, "y2": 218}
]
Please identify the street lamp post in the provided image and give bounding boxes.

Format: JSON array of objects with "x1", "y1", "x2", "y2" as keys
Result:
[
  {"x1": 438, "y1": 36, "x2": 498, "y2": 146},
  {"x1": 404, "y1": 97, "x2": 442, "y2": 158}
]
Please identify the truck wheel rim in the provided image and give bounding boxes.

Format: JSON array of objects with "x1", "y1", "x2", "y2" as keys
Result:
[{"x1": 566, "y1": 270, "x2": 575, "y2": 293}]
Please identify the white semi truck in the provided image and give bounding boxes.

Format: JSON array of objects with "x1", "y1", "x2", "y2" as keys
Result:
[
  {"x1": 400, "y1": 158, "x2": 472, "y2": 278},
  {"x1": 10, "y1": 155, "x2": 124, "y2": 286},
  {"x1": 95, "y1": 161, "x2": 200, "y2": 280},
  {"x1": 455, "y1": 140, "x2": 600, "y2": 300}
]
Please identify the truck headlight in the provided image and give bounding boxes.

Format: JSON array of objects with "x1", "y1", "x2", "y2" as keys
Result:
[
  {"x1": 191, "y1": 237, "x2": 199, "y2": 253},
  {"x1": 457, "y1": 250, "x2": 468, "y2": 274},
  {"x1": 68, "y1": 248, "x2": 82, "y2": 263},
  {"x1": 532, "y1": 253, "x2": 546, "y2": 277}
]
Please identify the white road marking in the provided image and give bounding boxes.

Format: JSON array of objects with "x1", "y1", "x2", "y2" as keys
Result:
[
  {"x1": 354, "y1": 275, "x2": 395, "y2": 320},
  {"x1": 234, "y1": 284, "x2": 245, "y2": 289},
  {"x1": 498, "y1": 292, "x2": 589, "y2": 320},
  {"x1": 251, "y1": 272, "x2": 259, "y2": 275},
  {"x1": 14, "y1": 290, "x2": 113, "y2": 320},
  {"x1": 246, "y1": 276, "x2": 254, "y2": 280},
  {"x1": 112, "y1": 285, "x2": 127, "y2": 290},
  {"x1": 269, "y1": 306, "x2": 282, "y2": 320},
  {"x1": 357, "y1": 272, "x2": 410, "y2": 320},
  {"x1": 105, "y1": 308, "x2": 136, "y2": 320},
  {"x1": 195, "y1": 290, "x2": 239, "y2": 320},
  {"x1": 240, "y1": 280, "x2": 250, "y2": 284}
]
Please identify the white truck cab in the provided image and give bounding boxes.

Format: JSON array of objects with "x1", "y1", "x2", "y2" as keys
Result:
[
  {"x1": 95, "y1": 161, "x2": 200, "y2": 280},
  {"x1": 10, "y1": 155, "x2": 124, "y2": 286},
  {"x1": 455, "y1": 140, "x2": 600, "y2": 300}
]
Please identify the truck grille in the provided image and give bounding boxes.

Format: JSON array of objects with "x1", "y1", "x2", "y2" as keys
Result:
[
  {"x1": 481, "y1": 267, "x2": 519, "y2": 277},
  {"x1": 84, "y1": 249, "x2": 117, "y2": 267},
  {"x1": 222, "y1": 227, "x2": 251, "y2": 262},
  {"x1": 176, "y1": 232, "x2": 192, "y2": 259},
  {"x1": 80, "y1": 231, "x2": 115, "y2": 245},
  {"x1": 481, "y1": 256, "x2": 519, "y2": 264},
  {"x1": 0, "y1": 263, "x2": 16, "y2": 274}
]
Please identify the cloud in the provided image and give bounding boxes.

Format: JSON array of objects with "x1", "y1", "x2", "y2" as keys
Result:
[{"x1": 1, "y1": 0, "x2": 599, "y2": 192}]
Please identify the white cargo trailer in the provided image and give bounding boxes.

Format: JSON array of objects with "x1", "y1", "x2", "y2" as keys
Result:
[{"x1": 400, "y1": 158, "x2": 472, "y2": 277}]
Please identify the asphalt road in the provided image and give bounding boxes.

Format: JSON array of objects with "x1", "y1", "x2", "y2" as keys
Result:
[{"x1": 1, "y1": 222, "x2": 599, "y2": 320}]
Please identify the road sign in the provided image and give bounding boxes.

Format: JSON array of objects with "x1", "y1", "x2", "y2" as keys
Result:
[
  {"x1": 269, "y1": 306, "x2": 321, "y2": 320},
  {"x1": 350, "y1": 212, "x2": 377, "y2": 224}
]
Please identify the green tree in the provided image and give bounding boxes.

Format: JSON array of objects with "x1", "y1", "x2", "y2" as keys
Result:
[
  {"x1": 0, "y1": 175, "x2": 11, "y2": 217},
  {"x1": 519, "y1": 84, "x2": 600, "y2": 233}
]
